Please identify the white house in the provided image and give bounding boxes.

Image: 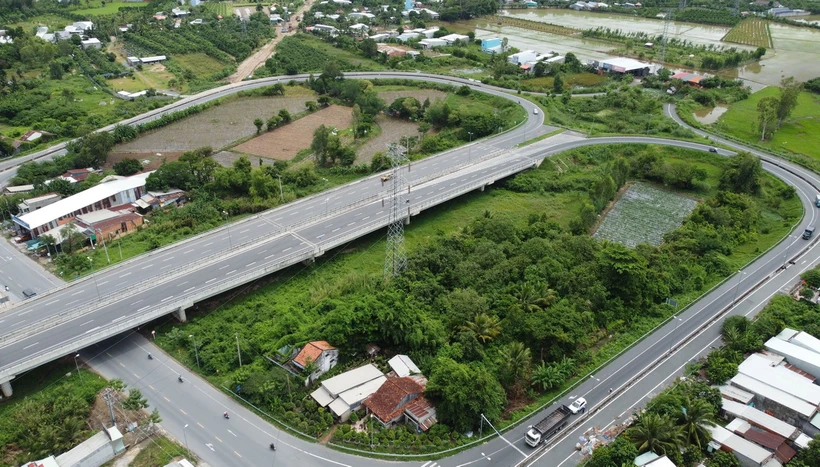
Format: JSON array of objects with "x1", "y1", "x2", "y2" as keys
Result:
[
  {"x1": 72, "y1": 21, "x2": 94, "y2": 31},
  {"x1": 397, "y1": 32, "x2": 420, "y2": 41},
  {"x1": 311, "y1": 24, "x2": 339, "y2": 35},
  {"x1": 388, "y1": 355, "x2": 421, "y2": 377},
  {"x1": 508, "y1": 50, "x2": 538, "y2": 65},
  {"x1": 13, "y1": 172, "x2": 153, "y2": 241},
  {"x1": 349, "y1": 23, "x2": 370, "y2": 34},
  {"x1": 418, "y1": 38, "x2": 447, "y2": 49},
  {"x1": 81, "y1": 38, "x2": 102, "y2": 49},
  {"x1": 348, "y1": 11, "x2": 376, "y2": 21},
  {"x1": 310, "y1": 364, "x2": 386, "y2": 422},
  {"x1": 292, "y1": 341, "x2": 339, "y2": 382},
  {"x1": 439, "y1": 33, "x2": 469, "y2": 44}
]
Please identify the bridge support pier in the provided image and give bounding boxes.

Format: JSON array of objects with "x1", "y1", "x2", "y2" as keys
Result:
[
  {"x1": 480, "y1": 185, "x2": 485, "y2": 192},
  {"x1": 1, "y1": 380, "x2": 13, "y2": 398},
  {"x1": 173, "y1": 303, "x2": 192, "y2": 323},
  {"x1": 302, "y1": 257, "x2": 315, "y2": 266}
]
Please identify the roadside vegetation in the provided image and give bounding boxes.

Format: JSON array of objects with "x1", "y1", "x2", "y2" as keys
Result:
[{"x1": 151, "y1": 144, "x2": 798, "y2": 454}]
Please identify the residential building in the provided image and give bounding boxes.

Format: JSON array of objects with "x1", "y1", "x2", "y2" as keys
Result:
[
  {"x1": 292, "y1": 341, "x2": 339, "y2": 382},
  {"x1": 765, "y1": 336, "x2": 820, "y2": 377},
  {"x1": 73, "y1": 21, "x2": 94, "y2": 31},
  {"x1": 438, "y1": 33, "x2": 469, "y2": 44},
  {"x1": 481, "y1": 37, "x2": 502, "y2": 53},
  {"x1": 59, "y1": 168, "x2": 99, "y2": 183},
  {"x1": 310, "y1": 24, "x2": 339, "y2": 35},
  {"x1": 12, "y1": 172, "x2": 152, "y2": 240},
  {"x1": 134, "y1": 189, "x2": 186, "y2": 213},
  {"x1": 310, "y1": 364, "x2": 386, "y2": 422},
  {"x1": 721, "y1": 399, "x2": 800, "y2": 441},
  {"x1": 720, "y1": 385, "x2": 756, "y2": 405},
  {"x1": 508, "y1": 50, "x2": 538, "y2": 65},
  {"x1": 671, "y1": 72, "x2": 704, "y2": 87},
  {"x1": 13, "y1": 130, "x2": 55, "y2": 153},
  {"x1": 729, "y1": 373, "x2": 816, "y2": 427},
  {"x1": 3, "y1": 184, "x2": 35, "y2": 196},
  {"x1": 404, "y1": 397, "x2": 437, "y2": 432},
  {"x1": 397, "y1": 32, "x2": 421, "y2": 41},
  {"x1": 377, "y1": 43, "x2": 411, "y2": 57},
  {"x1": 707, "y1": 425, "x2": 777, "y2": 467},
  {"x1": 588, "y1": 57, "x2": 652, "y2": 77},
  {"x1": 348, "y1": 11, "x2": 376, "y2": 21},
  {"x1": 776, "y1": 328, "x2": 820, "y2": 357},
  {"x1": 418, "y1": 38, "x2": 446, "y2": 49},
  {"x1": 363, "y1": 377, "x2": 425, "y2": 427},
  {"x1": 726, "y1": 418, "x2": 797, "y2": 464},
  {"x1": 349, "y1": 23, "x2": 370, "y2": 35},
  {"x1": 737, "y1": 353, "x2": 820, "y2": 406},
  {"x1": 388, "y1": 355, "x2": 420, "y2": 377},
  {"x1": 17, "y1": 194, "x2": 61, "y2": 215},
  {"x1": 81, "y1": 38, "x2": 102, "y2": 49},
  {"x1": 171, "y1": 7, "x2": 190, "y2": 17}
]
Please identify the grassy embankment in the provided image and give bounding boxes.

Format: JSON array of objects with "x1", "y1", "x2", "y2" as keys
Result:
[{"x1": 713, "y1": 87, "x2": 820, "y2": 162}]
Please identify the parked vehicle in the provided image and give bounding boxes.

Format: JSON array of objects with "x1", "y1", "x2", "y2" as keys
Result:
[
  {"x1": 525, "y1": 405, "x2": 572, "y2": 447},
  {"x1": 22, "y1": 288, "x2": 36, "y2": 299},
  {"x1": 803, "y1": 225, "x2": 815, "y2": 240},
  {"x1": 567, "y1": 397, "x2": 587, "y2": 414}
]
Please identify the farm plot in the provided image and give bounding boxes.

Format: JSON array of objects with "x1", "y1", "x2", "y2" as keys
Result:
[
  {"x1": 355, "y1": 115, "x2": 422, "y2": 164},
  {"x1": 113, "y1": 97, "x2": 309, "y2": 153},
  {"x1": 233, "y1": 105, "x2": 353, "y2": 160},
  {"x1": 722, "y1": 18, "x2": 772, "y2": 48},
  {"x1": 593, "y1": 182, "x2": 698, "y2": 248}
]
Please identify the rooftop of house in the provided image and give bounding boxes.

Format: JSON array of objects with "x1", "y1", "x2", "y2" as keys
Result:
[
  {"x1": 293, "y1": 341, "x2": 336, "y2": 368},
  {"x1": 364, "y1": 376, "x2": 424, "y2": 423}
]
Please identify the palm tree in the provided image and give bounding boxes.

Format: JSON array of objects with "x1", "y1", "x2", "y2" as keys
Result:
[
  {"x1": 676, "y1": 397, "x2": 717, "y2": 450},
  {"x1": 498, "y1": 341, "x2": 532, "y2": 395},
  {"x1": 625, "y1": 412, "x2": 683, "y2": 455},
  {"x1": 462, "y1": 313, "x2": 501, "y2": 344},
  {"x1": 531, "y1": 361, "x2": 563, "y2": 391}
]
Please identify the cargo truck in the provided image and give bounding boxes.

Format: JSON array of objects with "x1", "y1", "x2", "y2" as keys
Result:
[{"x1": 525, "y1": 405, "x2": 572, "y2": 447}]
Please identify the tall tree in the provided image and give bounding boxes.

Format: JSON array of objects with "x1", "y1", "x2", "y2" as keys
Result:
[
  {"x1": 756, "y1": 96, "x2": 778, "y2": 141},
  {"x1": 425, "y1": 357, "x2": 506, "y2": 432},
  {"x1": 719, "y1": 152, "x2": 762, "y2": 195},
  {"x1": 776, "y1": 76, "x2": 801, "y2": 127},
  {"x1": 462, "y1": 313, "x2": 501, "y2": 344},
  {"x1": 676, "y1": 397, "x2": 717, "y2": 450}
]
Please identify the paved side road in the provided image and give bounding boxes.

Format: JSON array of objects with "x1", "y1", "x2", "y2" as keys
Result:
[{"x1": 0, "y1": 235, "x2": 61, "y2": 302}]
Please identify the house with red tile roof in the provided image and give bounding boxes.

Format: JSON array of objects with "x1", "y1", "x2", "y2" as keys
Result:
[
  {"x1": 362, "y1": 376, "x2": 427, "y2": 428},
  {"x1": 292, "y1": 341, "x2": 339, "y2": 382}
]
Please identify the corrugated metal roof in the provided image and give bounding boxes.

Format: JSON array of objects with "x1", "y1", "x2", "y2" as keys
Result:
[
  {"x1": 321, "y1": 364, "x2": 383, "y2": 397},
  {"x1": 739, "y1": 354, "x2": 820, "y2": 405},
  {"x1": 388, "y1": 355, "x2": 420, "y2": 377},
  {"x1": 722, "y1": 398, "x2": 798, "y2": 439},
  {"x1": 15, "y1": 172, "x2": 152, "y2": 229},
  {"x1": 338, "y1": 375, "x2": 387, "y2": 406},
  {"x1": 766, "y1": 337, "x2": 820, "y2": 373},
  {"x1": 708, "y1": 425, "x2": 773, "y2": 463},
  {"x1": 310, "y1": 387, "x2": 334, "y2": 407},
  {"x1": 730, "y1": 373, "x2": 816, "y2": 417},
  {"x1": 783, "y1": 328, "x2": 820, "y2": 356},
  {"x1": 719, "y1": 385, "x2": 755, "y2": 404}
]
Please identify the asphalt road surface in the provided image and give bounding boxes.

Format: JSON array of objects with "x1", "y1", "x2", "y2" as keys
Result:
[{"x1": 0, "y1": 232, "x2": 61, "y2": 303}]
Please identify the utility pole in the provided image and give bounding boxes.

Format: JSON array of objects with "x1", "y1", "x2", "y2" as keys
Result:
[
  {"x1": 74, "y1": 353, "x2": 83, "y2": 382},
  {"x1": 189, "y1": 334, "x2": 200, "y2": 369},
  {"x1": 236, "y1": 332, "x2": 242, "y2": 367},
  {"x1": 103, "y1": 388, "x2": 117, "y2": 425},
  {"x1": 277, "y1": 175, "x2": 284, "y2": 203}
]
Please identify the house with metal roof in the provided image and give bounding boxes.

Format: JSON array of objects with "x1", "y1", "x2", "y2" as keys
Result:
[
  {"x1": 765, "y1": 336, "x2": 820, "y2": 377},
  {"x1": 292, "y1": 341, "x2": 338, "y2": 383},
  {"x1": 776, "y1": 328, "x2": 820, "y2": 357},
  {"x1": 726, "y1": 418, "x2": 797, "y2": 464},
  {"x1": 707, "y1": 425, "x2": 778, "y2": 467},
  {"x1": 721, "y1": 399, "x2": 799, "y2": 440},
  {"x1": 729, "y1": 373, "x2": 816, "y2": 426},
  {"x1": 738, "y1": 353, "x2": 820, "y2": 406},
  {"x1": 388, "y1": 355, "x2": 420, "y2": 377},
  {"x1": 12, "y1": 172, "x2": 152, "y2": 240},
  {"x1": 310, "y1": 364, "x2": 386, "y2": 422}
]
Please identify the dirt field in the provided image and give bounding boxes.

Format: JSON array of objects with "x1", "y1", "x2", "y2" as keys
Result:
[
  {"x1": 233, "y1": 105, "x2": 353, "y2": 159},
  {"x1": 113, "y1": 97, "x2": 310, "y2": 153},
  {"x1": 106, "y1": 151, "x2": 186, "y2": 171},
  {"x1": 212, "y1": 150, "x2": 282, "y2": 168},
  {"x1": 355, "y1": 115, "x2": 421, "y2": 164}
]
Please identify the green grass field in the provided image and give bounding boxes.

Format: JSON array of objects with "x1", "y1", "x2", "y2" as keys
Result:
[
  {"x1": 11, "y1": 14, "x2": 70, "y2": 32},
  {"x1": 714, "y1": 87, "x2": 820, "y2": 162},
  {"x1": 203, "y1": 1, "x2": 232, "y2": 17},
  {"x1": 522, "y1": 72, "x2": 607, "y2": 89},
  {"x1": 72, "y1": 1, "x2": 138, "y2": 16},
  {"x1": 172, "y1": 53, "x2": 230, "y2": 79},
  {"x1": 722, "y1": 17, "x2": 772, "y2": 48}
]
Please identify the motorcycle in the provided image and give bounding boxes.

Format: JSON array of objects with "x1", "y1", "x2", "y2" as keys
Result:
[
  {"x1": 147, "y1": 353, "x2": 153, "y2": 360},
  {"x1": 223, "y1": 412, "x2": 229, "y2": 419},
  {"x1": 178, "y1": 375, "x2": 184, "y2": 382},
  {"x1": 270, "y1": 443, "x2": 276, "y2": 451}
]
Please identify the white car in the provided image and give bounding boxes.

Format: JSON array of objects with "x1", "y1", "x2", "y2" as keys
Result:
[{"x1": 568, "y1": 397, "x2": 587, "y2": 414}]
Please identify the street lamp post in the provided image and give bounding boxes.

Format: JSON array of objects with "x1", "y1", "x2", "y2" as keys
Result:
[
  {"x1": 731, "y1": 270, "x2": 747, "y2": 305},
  {"x1": 222, "y1": 211, "x2": 233, "y2": 248},
  {"x1": 467, "y1": 132, "x2": 474, "y2": 162},
  {"x1": 118, "y1": 241, "x2": 123, "y2": 261},
  {"x1": 74, "y1": 354, "x2": 83, "y2": 382},
  {"x1": 277, "y1": 175, "x2": 284, "y2": 203},
  {"x1": 86, "y1": 257, "x2": 101, "y2": 299},
  {"x1": 782, "y1": 235, "x2": 797, "y2": 269},
  {"x1": 325, "y1": 197, "x2": 329, "y2": 215},
  {"x1": 182, "y1": 424, "x2": 191, "y2": 457},
  {"x1": 189, "y1": 334, "x2": 200, "y2": 369},
  {"x1": 97, "y1": 229, "x2": 110, "y2": 264}
]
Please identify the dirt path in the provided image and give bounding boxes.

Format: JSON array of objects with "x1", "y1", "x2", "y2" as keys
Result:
[{"x1": 226, "y1": 0, "x2": 316, "y2": 83}]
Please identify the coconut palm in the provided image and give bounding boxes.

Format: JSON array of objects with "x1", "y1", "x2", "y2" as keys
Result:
[
  {"x1": 677, "y1": 396, "x2": 717, "y2": 450},
  {"x1": 462, "y1": 313, "x2": 501, "y2": 344},
  {"x1": 625, "y1": 412, "x2": 683, "y2": 455},
  {"x1": 498, "y1": 341, "x2": 532, "y2": 395}
]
